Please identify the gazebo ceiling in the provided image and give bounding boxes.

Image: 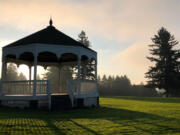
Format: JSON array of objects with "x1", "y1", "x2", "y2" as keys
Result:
[{"x1": 4, "y1": 20, "x2": 85, "y2": 48}]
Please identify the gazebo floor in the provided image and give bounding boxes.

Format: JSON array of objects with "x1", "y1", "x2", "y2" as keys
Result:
[
  {"x1": 1, "y1": 93, "x2": 68, "y2": 96},
  {"x1": 0, "y1": 93, "x2": 69, "y2": 101},
  {"x1": 51, "y1": 93, "x2": 68, "y2": 96}
]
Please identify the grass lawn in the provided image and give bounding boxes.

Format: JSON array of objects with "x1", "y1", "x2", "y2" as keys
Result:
[{"x1": 0, "y1": 97, "x2": 180, "y2": 135}]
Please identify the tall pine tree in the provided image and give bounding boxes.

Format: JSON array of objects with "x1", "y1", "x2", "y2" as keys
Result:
[
  {"x1": 145, "y1": 27, "x2": 180, "y2": 97},
  {"x1": 78, "y1": 30, "x2": 91, "y2": 48}
]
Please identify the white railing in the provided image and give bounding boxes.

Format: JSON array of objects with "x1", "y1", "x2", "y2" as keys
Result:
[
  {"x1": 80, "y1": 80, "x2": 98, "y2": 96},
  {"x1": 2, "y1": 80, "x2": 33, "y2": 95},
  {"x1": 2, "y1": 80, "x2": 49, "y2": 96},
  {"x1": 1, "y1": 80, "x2": 52, "y2": 110},
  {"x1": 68, "y1": 79, "x2": 98, "y2": 99},
  {"x1": 36, "y1": 80, "x2": 49, "y2": 95},
  {"x1": 68, "y1": 80, "x2": 79, "y2": 107}
]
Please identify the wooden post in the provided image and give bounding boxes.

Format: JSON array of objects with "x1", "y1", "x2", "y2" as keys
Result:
[
  {"x1": 77, "y1": 55, "x2": 81, "y2": 95},
  {"x1": 33, "y1": 54, "x2": 37, "y2": 97}
]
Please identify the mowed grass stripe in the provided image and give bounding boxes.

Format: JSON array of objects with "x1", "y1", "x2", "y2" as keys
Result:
[{"x1": 0, "y1": 97, "x2": 180, "y2": 135}]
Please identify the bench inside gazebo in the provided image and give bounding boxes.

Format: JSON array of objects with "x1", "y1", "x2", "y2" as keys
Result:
[{"x1": 0, "y1": 20, "x2": 99, "y2": 110}]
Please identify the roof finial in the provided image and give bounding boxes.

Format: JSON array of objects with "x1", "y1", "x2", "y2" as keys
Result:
[{"x1": 49, "y1": 17, "x2": 53, "y2": 26}]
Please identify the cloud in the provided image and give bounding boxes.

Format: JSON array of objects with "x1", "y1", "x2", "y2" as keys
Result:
[
  {"x1": 110, "y1": 42, "x2": 153, "y2": 84},
  {"x1": 1, "y1": 0, "x2": 180, "y2": 42}
]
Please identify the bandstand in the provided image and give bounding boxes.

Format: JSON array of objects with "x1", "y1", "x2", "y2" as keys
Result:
[{"x1": 0, "y1": 19, "x2": 99, "y2": 110}]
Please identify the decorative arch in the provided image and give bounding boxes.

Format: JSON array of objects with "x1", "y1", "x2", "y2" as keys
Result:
[
  {"x1": 59, "y1": 53, "x2": 78, "y2": 63},
  {"x1": 19, "y1": 52, "x2": 34, "y2": 62},
  {"x1": 5, "y1": 54, "x2": 17, "y2": 66},
  {"x1": 38, "y1": 52, "x2": 58, "y2": 63}
]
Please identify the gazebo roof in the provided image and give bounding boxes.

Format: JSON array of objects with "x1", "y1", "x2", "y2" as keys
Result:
[{"x1": 4, "y1": 19, "x2": 86, "y2": 48}]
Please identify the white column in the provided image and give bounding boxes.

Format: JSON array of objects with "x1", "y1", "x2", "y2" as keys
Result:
[
  {"x1": 47, "y1": 80, "x2": 52, "y2": 110},
  {"x1": 85, "y1": 59, "x2": 91, "y2": 80},
  {"x1": 95, "y1": 58, "x2": 98, "y2": 96},
  {"x1": 0, "y1": 58, "x2": 6, "y2": 96},
  {"x1": 95, "y1": 59, "x2": 97, "y2": 81},
  {"x1": 83, "y1": 60, "x2": 88, "y2": 80},
  {"x1": 58, "y1": 54, "x2": 62, "y2": 93},
  {"x1": 77, "y1": 55, "x2": 81, "y2": 95},
  {"x1": 29, "y1": 65, "x2": 32, "y2": 92},
  {"x1": 1, "y1": 60, "x2": 7, "y2": 80},
  {"x1": 33, "y1": 54, "x2": 37, "y2": 97},
  {"x1": 58, "y1": 66, "x2": 61, "y2": 92},
  {"x1": 29, "y1": 65, "x2": 32, "y2": 81}
]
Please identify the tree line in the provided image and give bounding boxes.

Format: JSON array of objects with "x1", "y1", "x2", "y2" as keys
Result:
[{"x1": 98, "y1": 75, "x2": 158, "y2": 97}]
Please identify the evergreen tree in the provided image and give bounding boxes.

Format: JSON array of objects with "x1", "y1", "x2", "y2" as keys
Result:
[
  {"x1": 102, "y1": 74, "x2": 107, "y2": 83},
  {"x1": 77, "y1": 31, "x2": 94, "y2": 79},
  {"x1": 145, "y1": 27, "x2": 180, "y2": 97},
  {"x1": 74, "y1": 59, "x2": 95, "y2": 81},
  {"x1": 18, "y1": 72, "x2": 27, "y2": 80},
  {"x1": 6, "y1": 63, "x2": 19, "y2": 81},
  {"x1": 78, "y1": 30, "x2": 91, "y2": 47},
  {"x1": 85, "y1": 59, "x2": 95, "y2": 80},
  {"x1": 97, "y1": 75, "x2": 101, "y2": 82}
]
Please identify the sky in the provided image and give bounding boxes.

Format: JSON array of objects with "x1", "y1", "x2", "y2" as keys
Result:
[{"x1": 0, "y1": 0, "x2": 180, "y2": 84}]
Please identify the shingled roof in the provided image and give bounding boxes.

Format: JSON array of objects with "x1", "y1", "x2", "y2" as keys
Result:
[{"x1": 4, "y1": 19, "x2": 86, "y2": 48}]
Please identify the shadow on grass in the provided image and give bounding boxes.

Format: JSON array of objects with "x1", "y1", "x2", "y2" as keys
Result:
[
  {"x1": 0, "y1": 107, "x2": 180, "y2": 134},
  {"x1": 70, "y1": 120, "x2": 101, "y2": 135},
  {"x1": 107, "y1": 96, "x2": 180, "y2": 103},
  {"x1": 45, "y1": 119, "x2": 67, "y2": 135}
]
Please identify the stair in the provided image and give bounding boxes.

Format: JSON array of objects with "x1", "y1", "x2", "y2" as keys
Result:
[{"x1": 51, "y1": 94, "x2": 72, "y2": 110}]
